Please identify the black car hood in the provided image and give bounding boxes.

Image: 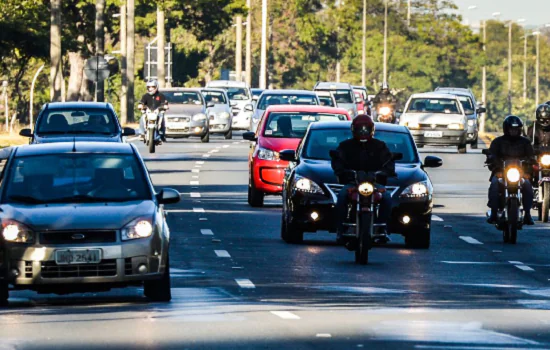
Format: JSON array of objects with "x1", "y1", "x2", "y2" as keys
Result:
[
  {"x1": 0, "y1": 201, "x2": 156, "y2": 231},
  {"x1": 34, "y1": 135, "x2": 121, "y2": 143},
  {"x1": 296, "y1": 159, "x2": 427, "y2": 189}
]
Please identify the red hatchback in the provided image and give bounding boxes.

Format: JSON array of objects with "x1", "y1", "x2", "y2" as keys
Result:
[{"x1": 243, "y1": 105, "x2": 351, "y2": 207}]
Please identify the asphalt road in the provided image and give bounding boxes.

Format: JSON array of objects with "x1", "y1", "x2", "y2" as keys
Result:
[{"x1": 2, "y1": 133, "x2": 550, "y2": 349}]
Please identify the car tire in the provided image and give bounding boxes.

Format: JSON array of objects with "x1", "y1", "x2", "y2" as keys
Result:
[
  {"x1": 0, "y1": 281, "x2": 8, "y2": 306},
  {"x1": 281, "y1": 212, "x2": 303, "y2": 244},
  {"x1": 201, "y1": 132, "x2": 210, "y2": 143},
  {"x1": 224, "y1": 129, "x2": 233, "y2": 140},
  {"x1": 458, "y1": 144, "x2": 467, "y2": 154},
  {"x1": 405, "y1": 228, "x2": 431, "y2": 249},
  {"x1": 470, "y1": 140, "x2": 478, "y2": 149},
  {"x1": 144, "y1": 255, "x2": 172, "y2": 302},
  {"x1": 248, "y1": 177, "x2": 264, "y2": 207}
]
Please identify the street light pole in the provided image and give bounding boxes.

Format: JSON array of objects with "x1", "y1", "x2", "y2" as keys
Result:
[
  {"x1": 30, "y1": 65, "x2": 45, "y2": 129},
  {"x1": 508, "y1": 20, "x2": 512, "y2": 114},
  {"x1": 536, "y1": 31, "x2": 540, "y2": 106},
  {"x1": 259, "y1": 0, "x2": 267, "y2": 89},
  {"x1": 481, "y1": 19, "x2": 487, "y2": 133},
  {"x1": 407, "y1": 0, "x2": 411, "y2": 27},
  {"x1": 361, "y1": 0, "x2": 366, "y2": 87},
  {"x1": 120, "y1": 4, "x2": 128, "y2": 125},
  {"x1": 523, "y1": 32, "x2": 529, "y2": 103},
  {"x1": 235, "y1": 16, "x2": 243, "y2": 82},
  {"x1": 245, "y1": 0, "x2": 252, "y2": 86},
  {"x1": 383, "y1": 0, "x2": 388, "y2": 83}
]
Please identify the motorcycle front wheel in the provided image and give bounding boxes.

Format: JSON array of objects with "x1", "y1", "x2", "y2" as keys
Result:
[
  {"x1": 148, "y1": 128, "x2": 156, "y2": 153},
  {"x1": 355, "y1": 211, "x2": 372, "y2": 265},
  {"x1": 507, "y1": 198, "x2": 519, "y2": 244}
]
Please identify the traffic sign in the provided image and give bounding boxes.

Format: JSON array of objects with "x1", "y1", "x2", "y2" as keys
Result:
[{"x1": 84, "y1": 56, "x2": 110, "y2": 82}]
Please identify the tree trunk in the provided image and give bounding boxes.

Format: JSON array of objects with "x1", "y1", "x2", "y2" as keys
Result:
[
  {"x1": 127, "y1": 0, "x2": 136, "y2": 122},
  {"x1": 67, "y1": 53, "x2": 85, "y2": 101},
  {"x1": 95, "y1": 0, "x2": 105, "y2": 102},
  {"x1": 50, "y1": 0, "x2": 62, "y2": 102},
  {"x1": 120, "y1": 3, "x2": 128, "y2": 124}
]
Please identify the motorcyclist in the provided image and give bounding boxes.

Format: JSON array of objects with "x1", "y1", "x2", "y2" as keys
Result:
[
  {"x1": 138, "y1": 79, "x2": 168, "y2": 142},
  {"x1": 331, "y1": 115, "x2": 395, "y2": 243},
  {"x1": 486, "y1": 115, "x2": 535, "y2": 225},
  {"x1": 372, "y1": 82, "x2": 397, "y2": 123},
  {"x1": 527, "y1": 103, "x2": 550, "y2": 151}
]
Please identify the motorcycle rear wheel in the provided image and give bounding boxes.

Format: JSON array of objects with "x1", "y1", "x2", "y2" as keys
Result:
[{"x1": 355, "y1": 212, "x2": 372, "y2": 265}]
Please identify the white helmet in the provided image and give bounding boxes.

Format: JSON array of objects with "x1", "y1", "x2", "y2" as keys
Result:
[{"x1": 146, "y1": 79, "x2": 159, "y2": 95}]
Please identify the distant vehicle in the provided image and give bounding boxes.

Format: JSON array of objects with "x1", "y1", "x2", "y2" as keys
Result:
[
  {"x1": 160, "y1": 88, "x2": 211, "y2": 143},
  {"x1": 201, "y1": 88, "x2": 234, "y2": 140},
  {"x1": 242, "y1": 105, "x2": 351, "y2": 207},
  {"x1": 249, "y1": 90, "x2": 320, "y2": 133},
  {"x1": 279, "y1": 121, "x2": 442, "y2": 248},
  {"x1": 353, "y1": 86, "x2": 370, "y2": 114},
  {"x1": 314, "y1": 82, "x2": 358, "y2": 118},
  {"x1": 251, "y1": 88, "x2": 265, "y2": 102},
  {"x1": 399, "y1": 92, "x2": 469, "y2": 153},
  {"x1": 435, "y1": 88, "x2": 486, "y2": 149},
  {"x1": 0, "y1": 142, "x2": 180, "y2": 304},
  {"x1": 205, "y1": 80, "x2": 253, "y2": 131},
  {"x1": 354, "y1": 90, "x2": 367, "y2": 115},
  {"x1": 20, "y1": 102, "x2": 135, "y2": 144},
  {"x1": 316, "y1": 91, "x2": 337, "y2": 108}
]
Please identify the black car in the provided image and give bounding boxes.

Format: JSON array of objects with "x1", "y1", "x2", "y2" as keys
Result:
[
  {"x1": 279, "y1": 121, "x2": 443, "y2": 248},
  {"x1": 20, "y1": 102, "x2": 136, "y2": 143},
  {"x1": 0, "y1": 142, "x2": 179, "y2": 303}
]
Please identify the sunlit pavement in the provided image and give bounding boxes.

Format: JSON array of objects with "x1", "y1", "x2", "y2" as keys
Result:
[{"x1": 3, "y1": 135, "x2": 550, "y2": 349}]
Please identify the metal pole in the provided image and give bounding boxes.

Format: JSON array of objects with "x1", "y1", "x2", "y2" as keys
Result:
[
  {"x1": 361, "y1": 0, "x2": 367, "y2": 87},
  {"x1": 536, "y1": 33, "x2": 540, "y2": 106},
  {"x1": 30, "y1": 64, "x2": 45, "y2": 129},
  {"x1": 3, "y1": 83, "x2": 8, "y2": 132},
  {"x1": 127, "y1": 0, "x2": 135, "y2": 122},
  {"x1": 157, "y1": 4, "x2": 166, "y2": 88},
  {"x1": 523, "y1": 33, "x2": 528, "y2": 103},
  {"x1": 383, "y1": 0, "x2": 388, "y2": 83},
  {"x1": 120, "y1": 3, "x2": 128, "y2": 124},
  {"x1": 508, "y1": 21, "x2": 512, "y2": 114},
  {"x1": 407, "y1": 0, "x2": 411, "y2": 27},
  {"x1": 481, "y1": 20, "x2": 487, "y2": 133},
  {"x1": 245, "y1": 0, "x2": 252, "y2": 86},
  {"x1": 95, "y1": 0, "x2": 105, "y2": 102},
  {"x1": 236, "y1": 16, "x2": 243, "y2": 82},
  {"x1": 259, "y1": 0, "x2": 267, "y2": 89}
]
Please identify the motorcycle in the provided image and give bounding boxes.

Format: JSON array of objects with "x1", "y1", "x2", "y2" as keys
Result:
[
  {"x1": 482, "y1": 149, "x2": 525, "y2": 244},
  {"x1": 534, "y1": 150, "x2": 550, "y2": 222},
  {"x1": 142, "y1": 107, "x2": 165, "y2": 154},
  {"x1": 375, "y1": 105, "x2": 395, "y2": 124}
]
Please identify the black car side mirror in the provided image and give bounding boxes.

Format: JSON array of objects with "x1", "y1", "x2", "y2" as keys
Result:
[
  {"x1": 279, "y1": 150, "x2": 296, "y2": 162},
  {"x1": 158, "y1": 188, "x2": 181, "y2": 205},
  {"x1": 244, "y1": 104, "x2": 254, "y2": 112},
  {"x1": 423, "y1": 155, "x2": 443, "y2": 168},
  {"x1": 477, "y1": 107, "x2": 487, "y2": 114},
  {"x1": 122, "y1": 127, "x2": 136, "y2": 136},
  {"x1": 375, "y1": 171, "x2": 388, "y2": 186},
  {"x1": 243, "y1": 132, "x2": 257, "y2": 141},
  {"x1": 392, "y1": 152, "x2": 403, "y2": 161},
  {"x1": 19, "y1": 129, "x2": 33, "y2": 138}
]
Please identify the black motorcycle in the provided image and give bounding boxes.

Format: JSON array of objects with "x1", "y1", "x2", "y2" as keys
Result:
[{"x1": 534, "y1": 149, "x2": 550, "y2": 222}]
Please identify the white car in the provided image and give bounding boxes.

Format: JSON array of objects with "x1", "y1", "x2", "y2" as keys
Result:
[
  {"x1": 201, "y1": 88, "x2": 234, "y2": 139},
  {"x1": 315, "y1": 91, "x2": 337, "y2": 108},
  {"x1": 205, "y1": 80, "x2": 253, "y2": 131},
  {"x1": 399, "y1": 92, "x2": 469, "y2": 153}
]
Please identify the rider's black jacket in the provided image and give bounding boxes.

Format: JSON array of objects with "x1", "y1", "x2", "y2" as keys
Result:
[
  {"x1": 331, "y1": 138, "x2": 395, "y2": 184},
  {"x1": 487, "y1": 135, "x2": 535, "y2": 178},
  {"x1": 139, "y1": 92, "x2": 168, "y2": 111},
  {"x1": 372, "y1": 90, "x2": 397, "y2": 108},
  {"x1": 527, "y1": 124, "x2": 550, "y2": 152}
]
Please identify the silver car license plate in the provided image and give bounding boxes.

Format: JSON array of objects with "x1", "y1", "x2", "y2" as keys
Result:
[
  {"x1": 55, "y1": 249, "x2": 101, "y2": 265},
  {"x1": 424, "y1": 131, "x2": 443, "y2": 138}
]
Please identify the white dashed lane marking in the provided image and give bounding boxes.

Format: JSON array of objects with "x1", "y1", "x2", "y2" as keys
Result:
[
  {"x1": 316, "y1": 334, "x2": 332, "y2": 338},
  {"x1": 200, "y1": 229, "x2": 213, "y2": 236},
  {"x1": 190, "y1": 181, "x2": 200, "y2": 185},
  {"x1": 190, "y1": 193, "x2": 201, "y2": 198},
  {"x1": 192, "y1": 169, "x2": 200, "y2": 173},
  {"x1": 459, "y1": 236, "x2": 483, "y2": 245},
  {"x1": 196, "y1": 161, "x2": 205, "y2": 165},
  {"x1": 202, "y1": 154, "x2": 211, "y2": 158},
  {"x1": 215, "y1": 250, "x2": 231, "y2": 258},
  {"x1": 235, "y1": 279, "x2": 255, "y2": 289},
  {"x1": 223, "y1": 145, "x2": 230, "y2": 148},
  {"x1": 515, "y1": 265, "x2": 535, "y2": 272},
  {"x1": 432, "y1": 215, "x2": 444, "y2": 222},
  {"x1": 193, "y1": 208, "x2": 205, "y2": 213},
  {"x1": 270, "y1": 311, "x2": 301, "y2": 320}
]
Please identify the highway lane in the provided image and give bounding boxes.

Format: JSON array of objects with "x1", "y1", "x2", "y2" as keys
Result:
[{"x1": 2, "y1": 135, "x2": 550, "y2": 349}]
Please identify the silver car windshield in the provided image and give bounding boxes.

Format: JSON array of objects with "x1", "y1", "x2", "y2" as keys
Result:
[
  {"x1": 164, "y1": 91, "x2": 203, "y2": 105},
  {"x1": 406, "y1": 98, "x2": 462, "y2": 114},
  {"x1": 36, "y1": 108, "x2": 118, "y2": 135},
  {"x1": 257, "y1": 94, "x2": 318, "y2": 110},
  {"x1": 224, "y1": 88, "x2": 250, "y2": 101},
  {"x1": 4, "y1": 154, "x2": 151, "y2": 204}
]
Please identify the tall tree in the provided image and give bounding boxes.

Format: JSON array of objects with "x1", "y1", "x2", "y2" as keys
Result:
[{"x1": 50, "y1": 0, "x2": 62, "y2": 101}]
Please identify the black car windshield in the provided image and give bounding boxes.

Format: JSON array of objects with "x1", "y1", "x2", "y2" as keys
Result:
[
  {"x1": 4, "y1": 153, "x2": 151, "y2": 204},
  {"x1": 317, "y1": 89, "x2": 354, "y2": 104},
  {"x1": 257, "y1": 94, "x2": 318, "y2": 110},
  {"x1": 202, "y1": 91, "x2": 228, "y2": 105},
  {"x1": 163, "y1": 91, "x2": 203, "y2": 105},
  {"x1": 318, "y1": 96, "x2": 335, "y2": 107},
  {"x1": 263, "y1": 112, "x2": 347, "y2": 139},
  {"x1": 406, "y1": 98, "x2": 462, "y2": 114},
  {"x1": 223, "y1": 87, "x2": 250, "y2": 101},
  {"x1": 36, "y1": 108, "x2": 118, "y2": 135},
  {"x1": 302, "y1": 129, "x2": 418, "y2": 163}
]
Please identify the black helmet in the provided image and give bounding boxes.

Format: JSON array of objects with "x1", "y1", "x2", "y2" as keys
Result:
[
  {"x1": 503, "y1": 115, "x2": 524, "y2": 138},
  {"x1": 536, "y1": 104, "x2": 550, "y2": 129}
]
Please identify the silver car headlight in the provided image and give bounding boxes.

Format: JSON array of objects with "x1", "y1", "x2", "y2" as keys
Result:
[
  {"x1": 193, "y1": 113, "x2": 207, "y2": 121},
  {"x1": 219, "y1": 112, "x2": 230, "y2": 119},
  {"x1": 468, "y1": 119, "x2": 475, "y2": 126},
  {"x1": 257, "y1": 147, "x2": 279, "y2": 161},
  {"x1": 293, "y1": 175, "x2": 324, "y2": 195},
  {"x1": 2, "y1": 220, "x2": 34, "y2": 243},
  {"x1": 400, "y1": 180, "x2": 432, "y2": 198},
  {"x1": 121, "y1": 218, "x2": 153, "y2": 241}
]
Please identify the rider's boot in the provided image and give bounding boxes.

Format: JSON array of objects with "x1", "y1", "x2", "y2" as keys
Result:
[
  {"x1": 487, "y1": 209, "x2": 498, "y2": 224},
  {"x1": 524, "y1": 212, "x2": 535, "y2": 225}
]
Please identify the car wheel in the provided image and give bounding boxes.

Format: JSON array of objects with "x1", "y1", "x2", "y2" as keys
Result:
[
  {"x1": 458, "y1": 144, "x2": 467, "y2": 154},
  {"x1": 248, "y1": 177, "x2": 264, "y2": 207},
  {"x1": 144, "y1": 255, "x2": 172, "y2": 302},
  {"x1": 405, "y1": 228, "x2": 431, "y2": 249},
  {"x1": 281, "y1": 211, "x2": 303, "y2": 244},
  {"x1": 470, "y1": 140, "x2": 478, "y2": 149},
  {"x1": 224, "y1": 129, "x2": 233, "y2": 140},
  {"x1": 0, "y1": 281, "x2": 8, "y2": 306},
  {"x1": 201, "y1": 132, "x2": 210, "y2": 143}
]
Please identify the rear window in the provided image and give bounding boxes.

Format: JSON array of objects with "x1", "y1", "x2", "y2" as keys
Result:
[
  {"x1": 263, "y1": 112, "x2": 347, "y2": 139},
  {"x1": 36, "y1": 108, "x2": 118, "y2": 135}
]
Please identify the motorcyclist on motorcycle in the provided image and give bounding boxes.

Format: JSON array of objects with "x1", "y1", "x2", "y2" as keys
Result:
[
  {"x1": 331, "y1": 115, "x2": 395, "y2": 243},
  {"x1": 527, "y1": 103, "x2": 550, "y2": 151},
  {"x1": 138, "y1": 79, "x2": 168, "y2": 142},
  {"x1": 372, "y1": 82, "x2": 397, "y2": 123},
  {"x1": 486, "y1": 115, "x2": 535, "y2": 225}
]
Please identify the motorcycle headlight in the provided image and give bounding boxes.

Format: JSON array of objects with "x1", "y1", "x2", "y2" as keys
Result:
[
  {"x1": 467, "y1": 119, "x2": 475, "y2": 126},
  {"x1": 379, "y1": 106, "x2": 391, "y2": 115},
  {"x1": 257, "y1": 147, "x2": 279, "y2": 161},
  {"x1": 541, "y1": 154, "x2": 550, "y2": 166},
  {"x1": 219, "y1": 112, "x2": 230, "y2": 119},
  {"x1": 2, "y1": 220, "x2": 34, "y2": 243},
  {"x1": 506, "y1": 168, "x2": 521, "y2": 183},
  {"x1": 358, "y1": 182, "x2": 374, "y2": 197},
  {"x1": 293, "y1": 175, "x2": 324, "y2": 195},
  {"x1": 401, "y1": 180, "x2": 432, "y2": 198},
  {"x1": 448, "y1": 123, "x2": 464, "y2": 130},
  {"x1": 121, "y1": 218, "x2": 153, "y2": 241},
  {"x1": 193, "y1": 113, "x2": 207, "y2": 121}
]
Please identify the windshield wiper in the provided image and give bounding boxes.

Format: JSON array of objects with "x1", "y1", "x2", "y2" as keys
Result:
[
  {"x1": 69, "y1": 130, "x2": 115, "y2": 135},
  {"x1": 37, "y1": 131, "x2": 68, "y2": 135},
  {"x1": 8, "y1": 195, "x2": 46, "y2": 204},
  {"x1": 48, "y1": 195, "x2": 131, "y2": 203}
]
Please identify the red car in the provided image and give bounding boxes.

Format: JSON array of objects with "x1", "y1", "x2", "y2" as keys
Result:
[
  {"x1": 353, "y1": 86, "x2": 370, "y2": 115},
  {"x1": 243, "y1": 105, "x2": 351, "y2": 207}
]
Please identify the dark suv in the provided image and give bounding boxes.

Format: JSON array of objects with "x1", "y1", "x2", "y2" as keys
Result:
[{"x1": 20, "y1": 102, "x2": 135, "y2": 144}]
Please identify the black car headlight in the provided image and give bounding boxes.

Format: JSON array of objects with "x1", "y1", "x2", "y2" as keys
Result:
[
  {"x1": 2, "y1": 220, "x2": 34, "y2": 243},
  {"x1": 293, "y1": 175, "x2": 324, "y2": 195},
  {"x1": 400, "y1": 180, "x2": 432, "y2": 198},
  {"x1": 121, "y1": 218, "x2": 154, "y2": 241}
]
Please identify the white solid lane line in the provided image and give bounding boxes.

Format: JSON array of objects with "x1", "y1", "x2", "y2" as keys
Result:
[
  {"x1": 235, "y1": 279, "x2": 255, "y2": 289},
  {"x1": 190, "y1": 193, "x2": 201, "y2": 198},
  {"x1": 459, "y1": 236, "x2": 483, "y2": 245},
  {"x1": 515, "y1": 265, "x2": 535, "y2": 271},
  {"x1": 215, "y1": 250, "x2": 231, "y2": 258},
  {"x1": 190, "y1": 181, "x2": 200, "y2": 185},
  {"x1": 432, "y1": 215, "x2": 444, "y2": 222},
  {"x1": 193, "y1": 208, "x2": 205, "y2": 213},
  {"x1": 270, "y1": 311, "x2": 301, "y2": 320},
  {"x1": 200, "y1": 229, "x2": 213, "y2": 235}
]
